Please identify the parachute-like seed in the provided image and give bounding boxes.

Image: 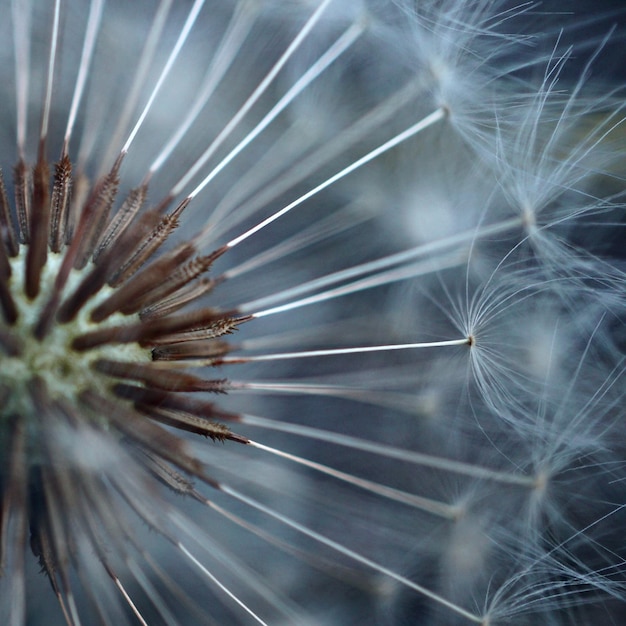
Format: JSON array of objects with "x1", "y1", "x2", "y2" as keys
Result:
[{"x1": 0, "y1": 1, "x2": 625, "y2": 625}]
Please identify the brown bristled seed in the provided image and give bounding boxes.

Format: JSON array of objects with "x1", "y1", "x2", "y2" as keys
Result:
[{"x1": 0, "y1": 150, "x2": 251, "y2": 596}]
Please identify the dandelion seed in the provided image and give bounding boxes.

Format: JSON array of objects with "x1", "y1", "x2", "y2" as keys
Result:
[{"x1": 0, "y1": 1, "x2": 625, "y2": 625}]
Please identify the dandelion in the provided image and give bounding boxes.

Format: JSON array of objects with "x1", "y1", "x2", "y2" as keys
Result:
[{"x1": 0, "y1": 1, "x2": 625, "y2": 625}]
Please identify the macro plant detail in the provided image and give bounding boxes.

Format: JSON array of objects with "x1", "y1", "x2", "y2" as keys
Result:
[{"x1": 0, "y1": 0, "x2": 625, "y2": 625}]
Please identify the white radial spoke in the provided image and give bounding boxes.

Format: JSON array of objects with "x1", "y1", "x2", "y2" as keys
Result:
[
  {"x1": 125, "y1": 559, "x2": 178, "y2": 626},
  {"x1": 169, "y1": 0, "x2": 335, "y2": 198},
  {"x1": 39, "y1": 0, "x2": 62, "y2": 148},
  {"x1": 240, "y1": 383, "x2": 421, "y2": 414},
  {"x1": 248, "y1": 440, "x2": 457, "y2": 518},
  {"x1": 223, "y1": 202, "x2": 373, "y2": 280},
  {"x1": 227, "y1": 107, "x2": 447, "y2": 249},
  {"x1": 224, "y1": 338, "x2": 471, "y2": 362},
  {"x1": 204, "y1": 78, "x2": 424, "y2": 239},
  {"x1": 121, "y1": 0, "x2": 207, "y2": 155},
  {"x1": 200, "y1": 496, "x2": 361, "y2": 592},
  {"x1": 5, "y1": 518, "x2": 27, "y2": 626},
  {"x1": 220, "y1": 486, "x2": 483, "y2": 624},
  {"x1": 11, "y1": 0, "x2": 32, "y2": 156},
  {"x1": 111, "y1": 574, "x2": 149, "y2": 626},
  {"x1": 248, "y1": 252, "x2": 464, "y2": 318},
  {"x1": 229, "y1": 381, "x2": 419, "y2": 412},
  {"x1": 177, "y1": 542, "x2": 269, "y2": 626},
  {"x1": 240, "y1": 414, "x2": 534, "y2": 487},
  {"x1": 166, "y1": 508, "x2": 302, "y2": 623},
  {"x1": 100, "y1": 0, "x2": 174, "y2": 172},
  {"x1": 234, "y1": 380, "x2": 378, "y2": 396},
  {"x1": 62, "y1": 0, "x2": 104, "y2": 155},
  {"x1": 238, "y1": 216, "x2": 522, "y2": 314},
  {"x1": 66, "y1": 593, "x2": 83, "y2": 626},
  {"x1": 149, "y1": 0, "x2": 260, "y2": 175},
  {"x1": 111, "y1": 469, "x2": 285, "y2": 625},
  {"x1": 183, "y1": 17, "x2": 364, "y2": 205}
]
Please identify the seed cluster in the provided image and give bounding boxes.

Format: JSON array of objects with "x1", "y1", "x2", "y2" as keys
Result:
[{"x1": 0, "y1": 151, "x2": 250, "y2": 593}]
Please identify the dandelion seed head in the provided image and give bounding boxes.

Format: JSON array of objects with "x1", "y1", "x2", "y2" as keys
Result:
[{"x1": 0, "y1": 1, "x2": 624, "y2": 624}]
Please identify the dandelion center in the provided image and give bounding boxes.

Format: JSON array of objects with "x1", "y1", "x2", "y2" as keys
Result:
[{"x1": 0, "y1": 250, "x2": 148, "y2": 417}]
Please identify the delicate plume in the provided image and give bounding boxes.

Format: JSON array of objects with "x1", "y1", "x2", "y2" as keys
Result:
[{"x1": 0, "y1": 1, "x2": 624, "y2": 625}]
